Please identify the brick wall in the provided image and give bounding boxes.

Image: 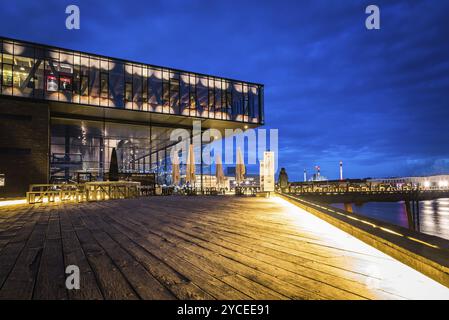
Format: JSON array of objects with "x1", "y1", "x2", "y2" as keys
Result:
[{"x1": 0, "y1": 97, "x2": 50, "y2": 197}]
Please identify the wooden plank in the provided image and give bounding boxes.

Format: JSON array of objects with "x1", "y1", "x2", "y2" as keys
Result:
[
  {"x1": 59, "y1": 205, "x2": 103, "y2": 300},
  {"x1": 104, "y1": 209, "x2": 324, "y2": 300},
  {"x1": 76, "y1": 207, "x2": 176, "y2": 300},
  {"x1": 100, "y1": 211, "x2": 250, "y2": 300},
  {"x1": 91, "y1": 213, "x2": 214, "y2": 300},
  {"x1": 66, "y1": 207, "x2": 138, "y2": 300},
  {"x1": 122, "y1": 203, "x2": 396, "y2": 299},
  {"x1": 0, "y1": 207, "x2": 50, "y2": 299}
]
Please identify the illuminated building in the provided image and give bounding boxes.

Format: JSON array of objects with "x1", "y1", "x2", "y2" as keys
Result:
[{"x1": 0, "y1": 37, "x2": 264, "y2": 197}]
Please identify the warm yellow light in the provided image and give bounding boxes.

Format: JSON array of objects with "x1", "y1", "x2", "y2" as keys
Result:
[
  {"x1": 271, "y1": 196, "x2": 449, "y2": 299},
  {"x1": 438, "y1": 180, "x2": 448, "y2": 188},
  {"x1": 0, "y1": 199, "x2": 27, "y2": 207},
  {"x1": 379, "y1": 227, "x2": 403, "y2": 237},
  {"x1": 407, "y1": 237, "x2": 439, "y2": 249}
]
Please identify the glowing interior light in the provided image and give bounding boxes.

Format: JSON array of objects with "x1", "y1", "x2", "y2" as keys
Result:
[
  {"x1": 0, "y1": 199, "x2": 27, "y2": 207},
  {"x1": 424, "y1": 181, "x2": 431, "y2": 188},
  {"x1": 438, "y1": 180, "x2": 448, "y2": 188}
]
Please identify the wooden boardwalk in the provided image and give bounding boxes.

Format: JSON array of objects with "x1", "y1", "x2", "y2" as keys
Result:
[{"x1": 0, "y1": 196, "x2": 448, "y2": 300}]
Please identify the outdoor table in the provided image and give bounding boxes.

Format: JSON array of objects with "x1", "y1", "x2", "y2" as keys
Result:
[{"x1": 85, "y1": 181, "x2": 141, "y2": 201}]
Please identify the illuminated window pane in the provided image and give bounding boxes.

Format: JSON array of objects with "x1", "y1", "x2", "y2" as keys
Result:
[{"x1": 2, "y1": 63, "x2": 13, "y2": 87}]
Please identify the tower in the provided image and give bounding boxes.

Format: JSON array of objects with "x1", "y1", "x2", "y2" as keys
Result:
[
  {"x1": 339, "y1": 161, "x2": 343, "y2": 181},
  {"x1": 304, "y1": 169, "x2": 307, "y2": 182}
]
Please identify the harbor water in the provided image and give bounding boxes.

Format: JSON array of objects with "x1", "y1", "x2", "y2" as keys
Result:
[{"x1": 332, "y1": 198, "x2": 449, "y2": 240}]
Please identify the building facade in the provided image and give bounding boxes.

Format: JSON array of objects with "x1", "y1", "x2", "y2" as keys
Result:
[{"x1": 0, "y1": 37, "x2": 264, "y2": 197}]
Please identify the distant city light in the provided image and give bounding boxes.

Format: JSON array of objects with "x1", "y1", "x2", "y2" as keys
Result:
[
  {"x1": 0, "y1": 199, "x2": 27, "y2": 207},
  {"x1": 438, "y1": 180, "x2": 448, "y2": 188}
]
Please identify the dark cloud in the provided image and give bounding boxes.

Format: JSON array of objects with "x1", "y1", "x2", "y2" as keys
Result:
[{"x1": 1, "y1": 0, "x2": 448, "y2": 180}]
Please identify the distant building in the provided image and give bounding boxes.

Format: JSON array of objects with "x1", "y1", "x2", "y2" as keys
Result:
[
  {"x1": 368, "y1": 174, "x2": 449, "y2": 189},
  {"x1": 309, "y1": 173, "x2": 328, "y2": 182}
]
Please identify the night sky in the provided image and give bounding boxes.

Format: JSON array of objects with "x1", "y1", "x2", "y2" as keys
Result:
[{"x1": 1, "y1": 0, "x2": 448, "y2": 180}]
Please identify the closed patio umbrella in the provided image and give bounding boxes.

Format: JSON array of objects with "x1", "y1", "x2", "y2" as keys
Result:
[
  {"x1": 172, "y1": 153, "x2": 180, "y2": 186},
  {"x1": 236, "y1": 147, "x2": 246, "y2": 185},
  {"x1": 186, "y1": 144, "x2": 196, "y2": 185},
  {"x1": 215, "y1": 154, "x2": 225, "y2": 187}
]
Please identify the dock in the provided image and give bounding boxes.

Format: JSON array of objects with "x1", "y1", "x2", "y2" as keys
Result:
[{"x1": 1, "y1": 196, "x2": 449, "y2": 300}]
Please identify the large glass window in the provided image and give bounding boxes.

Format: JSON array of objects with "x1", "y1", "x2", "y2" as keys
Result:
[
  {"x1": 2, "y1": 62, "x2": 12, "y2": 87},
  {"x1": 232, "y1": 83, "x2": 243, "y2": 121},
  {"x1": 50, "y1": 119, "x2": 177, "y2": 182},
  {"x1": 170, "y1": 72, "x2": 180, "y2": 114},
  {"x1": 132, "y1": 65, "x2": 143, "y2": 111},
  {"x1": 89, "y1": 58, "x2": 100, "y2": 105},
  {"x1": 1, "y1": 42, "x2": 13, "y2": 95},
  {"x1": 162, "y1": 70, "x2": 170, "y2": 113},
  {"x1": 148, "y1": 68, "x2": 162, "y2": 112},
  {"x1": 12, "y1": 45, "x2": 34, "y2": 97},
  {"x1": 189, "y1": 75, "x2": 198, "y2": 117},
  {"x1": 109, "y1": 62, "x2": 124, "y2": 108},
  {"x1": 214, "y1": 79, "x2": 222, "y2": 119},
  {"x1": 79, "y1": 56, "x2": 89, "y2": 104},
  {"x1": 0, "y1": 39, "x2": 263, "y2": 124},
  {"x1": 249, "y1": 86, "x2": 259, "y2": 123},
  {"x1": 180, "y1": 74, "x2": 190, "y2": 116},
  {"x1": 197, "y1": 77, "x2": 208, "y2": 118},
  {"x1": 208, "y1": 78, "x2": 215, "y2": 119}
]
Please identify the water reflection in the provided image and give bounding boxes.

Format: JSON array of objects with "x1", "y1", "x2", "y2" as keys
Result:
[{"x1": 332, "y1": 198, "x2": 449, "y2": 240}]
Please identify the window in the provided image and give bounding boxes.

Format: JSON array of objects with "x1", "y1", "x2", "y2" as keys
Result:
[
  {"x1": 208, "y1": 79, "x2": 215, "y2": 118},
  {"x1": 46, "y1": 74, "x2": 58, "y2": 92},
  {"x1": 2, "y1": 63, "x2": 12, "y2": 87},
  {"x1": 133, "y1": 66, "x2": 143, "y2": 110},
  {"x1": 0, "y1": 40, "x2": 262, "y2": 123},
  {"x1": 80, "y1": 75, "x2": 88, "y2": 96},
  {"x1": 189, "y1": 75, "x2": 197, "y2": 116},
  {"x1": 89, "y1": 58, "x2": 100, "y2": 105},
  {"x1": 148, "y1": 69, "x2": 162, "y2": 110},
  {"x1": 33, "y1": 59, "x2": 44, "y2": 99},
  {"x1": 60, "y1": 75, "x2": 72, "y2": 91},
  {"x1": 180, "y1": 74, "x2": 190, "y2": 116},
  {"x1": 197, "y1": 77, "x2": 208, "y2": 117},
  {"x1": 170, "y1": 73, "x2": 180, "y2": 114},
  {"x1": 58, "y1": 63, "x2": 73, "y2": 95},
  {"x1": 109, "y1": 62, "x2": 124, "y2": 108},
  {"x1": 162, "y1": 71, "x2": 170, "y2": 113},
  {"x1": 73, "y1": 64, "x2": 81, "y2": 95},
  {"x1": 125, "y1": 82, "x2": 132, "y2": 102},
  {"x1": 13, "y1": 55, "x2": 34, "y2": 97},
  {"x1": 100, "y1": 73, "x2": 108, "y2": 98}
]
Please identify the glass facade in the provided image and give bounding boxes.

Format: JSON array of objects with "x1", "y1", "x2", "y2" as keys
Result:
[
  {"x1": 50, "y1": 118, "x2": 211, "y2": 185},
  {"x1": 0, "y1": 38, "x2": 264, "y2": 124}
]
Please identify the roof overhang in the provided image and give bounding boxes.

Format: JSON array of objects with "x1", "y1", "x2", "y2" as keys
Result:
[{"x1": 49, "y1": 101, "x2": 261, "y2": 136}]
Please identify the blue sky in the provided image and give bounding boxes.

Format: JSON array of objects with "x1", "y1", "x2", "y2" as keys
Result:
[{"x1": 1, "y1": 0, "x2": 448, "y2": 180}]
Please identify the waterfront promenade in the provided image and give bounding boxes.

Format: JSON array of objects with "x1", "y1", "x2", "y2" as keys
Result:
[{"x1": 0, "y1": 196, "x2": 448, "y2": 300}]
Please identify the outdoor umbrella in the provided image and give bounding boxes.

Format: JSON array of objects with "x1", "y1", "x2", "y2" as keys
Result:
[
  {"x1": 186, "y1": 144, "x2": 196, "y2": 185},
  {"x1": 215, "y1": 154, "x2": 225, "y2": 187},
  {"x1": 236, "y1": 147, "x2": 246, "y2": 185},
  {"x1": 172, "y1": 153, "x2": 180, "y2": 186}
]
